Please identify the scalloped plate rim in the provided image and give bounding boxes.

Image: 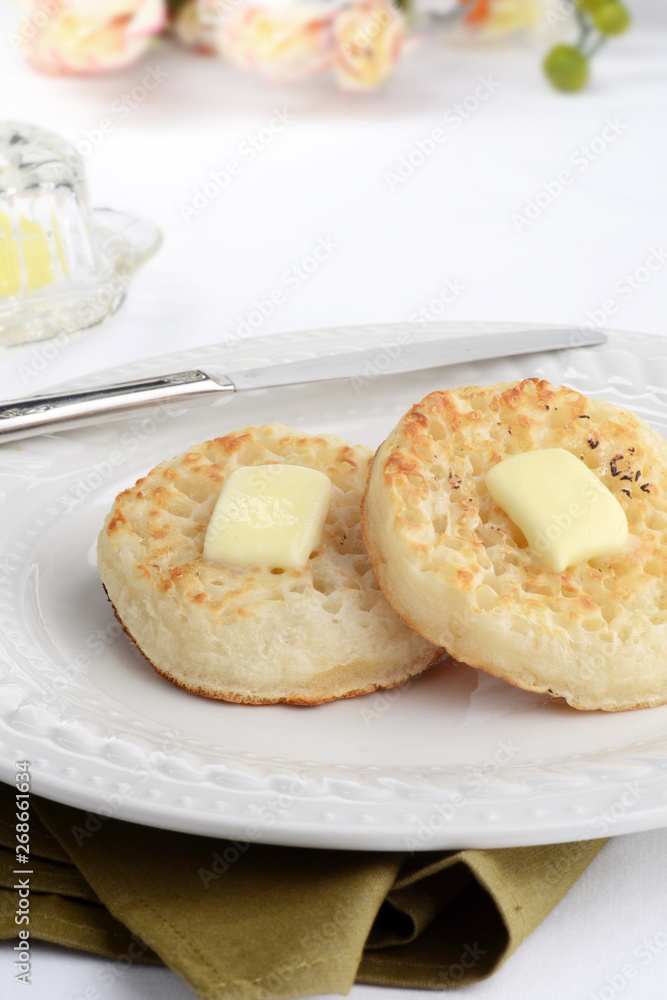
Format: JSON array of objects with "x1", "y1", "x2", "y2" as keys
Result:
[{"x1": 2, "y1": 321, "x2": 667, "y2": 850}]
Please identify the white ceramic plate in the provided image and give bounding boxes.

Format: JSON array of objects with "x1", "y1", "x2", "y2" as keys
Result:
[{"x1": 2, "y1": 321, "x2": 667, "y2": 851}]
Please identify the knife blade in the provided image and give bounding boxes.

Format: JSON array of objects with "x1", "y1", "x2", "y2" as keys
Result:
[{"x1": 0, "y1": 325, "x2": 605, "y2": 444}]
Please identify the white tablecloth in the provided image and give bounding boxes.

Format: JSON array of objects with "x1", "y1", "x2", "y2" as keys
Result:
[{"x1": 1, "y1": 1, "x2": 667, "y2": 996}]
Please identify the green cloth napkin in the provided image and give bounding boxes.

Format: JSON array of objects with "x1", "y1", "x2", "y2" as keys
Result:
[{"x1": 0, "y1": 782, "x2": 605, "y2": 998}]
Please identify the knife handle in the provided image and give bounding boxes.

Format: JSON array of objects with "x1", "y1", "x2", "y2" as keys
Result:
[{"x1": 0, "y1": 370, "x2": 235, "y2": 445}]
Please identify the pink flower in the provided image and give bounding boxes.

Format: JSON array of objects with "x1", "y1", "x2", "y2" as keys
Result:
[
  {"x1": 333, "y1": 0, "x2": 404, "y2": 90},
  {"x1": 217, "y1": 4, "x2": 335, "y2": 82},
  {"x1": 23, "y1": 0, "x2": 167, "y2": 75},
  {"x1": 172, "y1": 0, "x2": 218, "y2": 54}
]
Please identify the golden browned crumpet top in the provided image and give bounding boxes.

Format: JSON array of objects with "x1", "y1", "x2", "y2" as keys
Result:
[
  {"x1": 97, "y1": 424, "x2": 440, "y2": 705},
  {"x1": 361, "y1": 379, "x2": 667, "y2": 711}
]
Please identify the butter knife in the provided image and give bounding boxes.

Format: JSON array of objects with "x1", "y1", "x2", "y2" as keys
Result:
[{"x1": 0, "y1": 326, "x2": 605, "y2": 444}]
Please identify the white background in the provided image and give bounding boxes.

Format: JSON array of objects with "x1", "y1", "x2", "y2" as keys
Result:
[{"x1": 1, "y1": 0, "x2": 667, "y2": 997}]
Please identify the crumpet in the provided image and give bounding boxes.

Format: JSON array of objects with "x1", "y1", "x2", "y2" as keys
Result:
[
  {"x1": 98, "y1": 425, "x2": 440, "y2": 705},
  {"x1": 361, "y1": 379, "x2": 667, "y2": 712}
]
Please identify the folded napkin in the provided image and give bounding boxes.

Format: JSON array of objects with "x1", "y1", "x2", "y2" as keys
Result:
[{"x1": 0, "y1": 783, "x2": 605, "y2": 998}]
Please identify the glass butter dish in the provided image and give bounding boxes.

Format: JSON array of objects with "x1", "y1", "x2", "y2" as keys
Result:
[{"x1": 0, "y1": 122, "x2": 162, "y2": 347}]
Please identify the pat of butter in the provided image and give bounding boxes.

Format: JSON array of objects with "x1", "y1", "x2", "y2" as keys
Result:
[
  {"x1": 20, "y1": 214, "x2": 55, "y2": 292},
  {"x1": 203, "y1": 464, "x2": 332, "y2": 570},
  {"x1": 0, "y1": 211, "x2": 64, "y2": 298},
  {"x1": 0, "y1": 211, "x2": 22, "y2": 297},
  {"x1": 485, "y1": 449, "x2": 628, "y2": 572}
]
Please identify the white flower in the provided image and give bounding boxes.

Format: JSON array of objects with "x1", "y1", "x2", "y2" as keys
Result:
[
  {"x1": 218, "y1": 4, "x2": 335, "y2": 81},
  {"x1": 23, "y1": 0, "x2": 166, "y2": 75},
  {"x1": 333, "y1": 0, "x2": 405, "y2": 90}
]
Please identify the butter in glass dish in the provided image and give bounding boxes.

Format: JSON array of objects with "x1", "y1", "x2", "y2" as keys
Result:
[{"x1": 0, "y1": 121, "x2": 162, "y2": 347}]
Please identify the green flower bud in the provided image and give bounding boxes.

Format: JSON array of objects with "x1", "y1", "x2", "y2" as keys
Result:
[{"x1": 543, "y1": 45, "x2": 590, "y2": 93}]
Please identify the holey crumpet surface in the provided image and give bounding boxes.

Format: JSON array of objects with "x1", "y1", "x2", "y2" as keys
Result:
[
  {"x1": 4, "y1": 325, "x2": 667, "y2": 848},
  {"x1": 98, "y1": 425, "x2": 440, "y2": 705},
  {"x1": 362, "y1": 379, "x2": 667, "y2": 712}
]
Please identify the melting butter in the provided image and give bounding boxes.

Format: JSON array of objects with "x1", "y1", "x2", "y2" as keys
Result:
[
  {"x1": 485, "y1": 448, "x2": 629, "y2": 572},
  {"x1": 203, "y1": 464, "x2": 332, "y2": 570}
]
